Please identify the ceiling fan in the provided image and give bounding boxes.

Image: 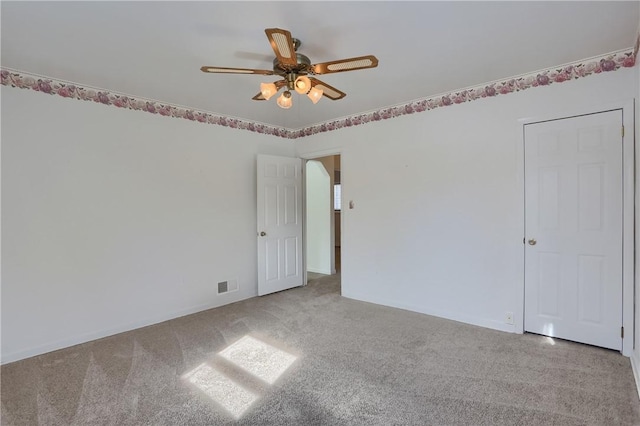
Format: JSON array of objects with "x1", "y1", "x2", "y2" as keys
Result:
[{"x1": 201, "y1": 28, "x2": 379, "y2": 109}]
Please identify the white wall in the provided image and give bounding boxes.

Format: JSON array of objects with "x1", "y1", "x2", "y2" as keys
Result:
[
  {"x1": 1, "y1": 87, "x2": 295, "y2": 363},
  {"x1": 296, "y1": 67, "x2": 636, "y2": 334},
  {"x1": 2, "y1": 67, "x2": 636, "y2": 365},
  {"x1": 633, "y1": 58, "x2": 640, "y2": 395},
  {"x1": 318, "y1": 156, "x2": 336, "y2": 274},
  {"x1": 305, "y1": 160, "x2": 331, "y2": 274},
  {"x1": 334, "y1": 155, "x2": 341, "y2": 248}
]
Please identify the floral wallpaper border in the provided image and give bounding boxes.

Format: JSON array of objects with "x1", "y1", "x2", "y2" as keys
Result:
[
  {"x1": 0, "y1": 69, "x2": 291, "y2": 138},
  {"x1": 1, "y1": 47, "x2": 636, "y2": 140},
  {"x1": 288, "y1": 48, "x2": 635, "y2": 139}
]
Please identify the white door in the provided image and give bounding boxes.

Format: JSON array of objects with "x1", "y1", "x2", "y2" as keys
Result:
[
  {"x1": 524, "y1": 110, "x2": 623, "y2": 350},
  {"x1": 257, "y1": 155, "x2": 303, "y2": 296}
]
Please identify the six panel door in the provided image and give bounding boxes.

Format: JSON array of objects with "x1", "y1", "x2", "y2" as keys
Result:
[
  {"x1": 257, "y1": 155, "x2": 303, "y2": 296},
  {"x1": 524, "y1": 110, "x2": 623, "y2": 350}
]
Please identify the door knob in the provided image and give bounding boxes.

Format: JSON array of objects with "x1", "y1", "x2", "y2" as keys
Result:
[
  {"x1": 260, "y1": 231, "x2": 267, "y2": 237},
  {"x1": 528, "y1": 239, "x2": 537, "y2": 246}
]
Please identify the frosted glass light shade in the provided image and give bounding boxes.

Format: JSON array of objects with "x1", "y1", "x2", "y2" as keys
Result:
[
  {"x1": 260, "y1": 82, "x2": 277, "y2": 100},
  {"x1": 277, "y1": 91, "x2": 292, "y2": 109},
  {"x1": 294, "y1": 76, "x2": 311, "y2": 95},
  {"x1": 307, "y1": 87, "x2": 323, "y2": 104}
]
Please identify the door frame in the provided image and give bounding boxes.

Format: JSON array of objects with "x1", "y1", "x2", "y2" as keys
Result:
[
  {"x1": 299, "y1": 148, "x2": 344, "y2": 289},
  {"x1": 515, "y1": 100, "x2": 634, "y2": 356}
]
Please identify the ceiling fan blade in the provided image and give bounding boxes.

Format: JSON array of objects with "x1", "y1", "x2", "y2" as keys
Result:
[
  {"x1": 252, "y1": 79, "x2": 287, "y2": 101},
  {"x1": 200, "y1": 66, "x2": 274, "y2": 75},
  {"x1": 311, "y1": 55, "x2": 378, "y2": 74},
  {"x1": 309, "y1": 77, "x2": 346, "y2": 100},
  {"x1": 265, "y1": 28, "x2": 298, "y2": 67}
]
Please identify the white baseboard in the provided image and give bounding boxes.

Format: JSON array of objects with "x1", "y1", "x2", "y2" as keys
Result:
[
  {"x1": 307, "y1": 267, "x2": 332, "y2": 275},
  {"x1": 341, "y1": 290, "x2": 516, "y2": 334},
  {"x1": 1, "y1": 292, "x2": 256, "y2": 365}
]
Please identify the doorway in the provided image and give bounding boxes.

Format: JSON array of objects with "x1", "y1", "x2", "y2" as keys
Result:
[
  {"x1": 305, "y1": 154, "x2": 341, "y2": 285},
  {"x1": 523, "y1": 109, "x2": 624, "y2": 351}
]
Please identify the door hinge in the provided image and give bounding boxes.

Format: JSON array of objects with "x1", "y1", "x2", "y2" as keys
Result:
[
  {"x1": 621, "y1": 126, "x2": 624, "y2": 137},
  {"x1": 621, "y1": 326, "x2": 624, "y2": 338}
]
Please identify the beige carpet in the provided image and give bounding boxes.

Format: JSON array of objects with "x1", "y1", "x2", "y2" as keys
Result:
[{"x1": 2, "y1": 273, "x2": 640, "y2": 425}]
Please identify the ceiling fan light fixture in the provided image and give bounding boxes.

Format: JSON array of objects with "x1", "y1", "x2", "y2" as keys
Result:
[
  {"x1": 277, "y1": 90, "x2": 292, "y2": 109},
  {"x1": 202, "y1": 29, "x2": 377, "y2": 107},
  {"x1": 307, "y1": 87, "x2": 323, "y2": 104},
  {"x1": 294, "y1": 75, "x2": 311, "y2": 95},
  {"x1": 260, "y1": 82, "x2": 278, "y2": 100}
]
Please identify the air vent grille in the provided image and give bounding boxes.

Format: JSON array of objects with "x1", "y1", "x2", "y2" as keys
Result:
[{"x1": 218, "y1": 279, "x2": 239, "y2": 294}]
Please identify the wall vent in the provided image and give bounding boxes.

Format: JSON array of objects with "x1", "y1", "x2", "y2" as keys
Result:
[{"x1": 218, "y1": 279, "x2": 239, "y2": 294}]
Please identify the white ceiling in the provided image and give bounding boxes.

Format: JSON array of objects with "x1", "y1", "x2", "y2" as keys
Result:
[{"x1": 2, "y1": 1, "x2": 638, "y2": 129}]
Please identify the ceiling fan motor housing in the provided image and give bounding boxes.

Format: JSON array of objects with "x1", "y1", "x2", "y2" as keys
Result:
[{"x1": 273, "y1": 53, "x2": 312, "y2": 76}]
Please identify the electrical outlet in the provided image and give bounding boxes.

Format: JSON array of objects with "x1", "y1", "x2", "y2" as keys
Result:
[{"x1": 505, "y1": 311, "x2": 514, "y2": 325}]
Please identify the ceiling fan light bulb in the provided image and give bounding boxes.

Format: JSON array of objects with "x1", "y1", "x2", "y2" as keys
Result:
[
  {"x1": 260, "y1": 82, "x2": 277, "y2": 100},
  {"x1": 294, "y1": 76, "x2": 311, "y2": 95},
  {"x1": 307, "y1": 87, "x2": 323, "y2": 104},
  {"x1": 277, "y1": 91, "x2": 293, "y2": 109}
]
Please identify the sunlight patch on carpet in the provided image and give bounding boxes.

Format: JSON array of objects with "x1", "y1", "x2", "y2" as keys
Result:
[
  {"x1": 182, "y1": 335, "x2": 298, "y2": 419},
  {"x1": 182, "y1": 363, "x2": 258, "y2": 419},
  {"x1": 219, "y1": 335, "x2": 298, "y2": 385}
]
